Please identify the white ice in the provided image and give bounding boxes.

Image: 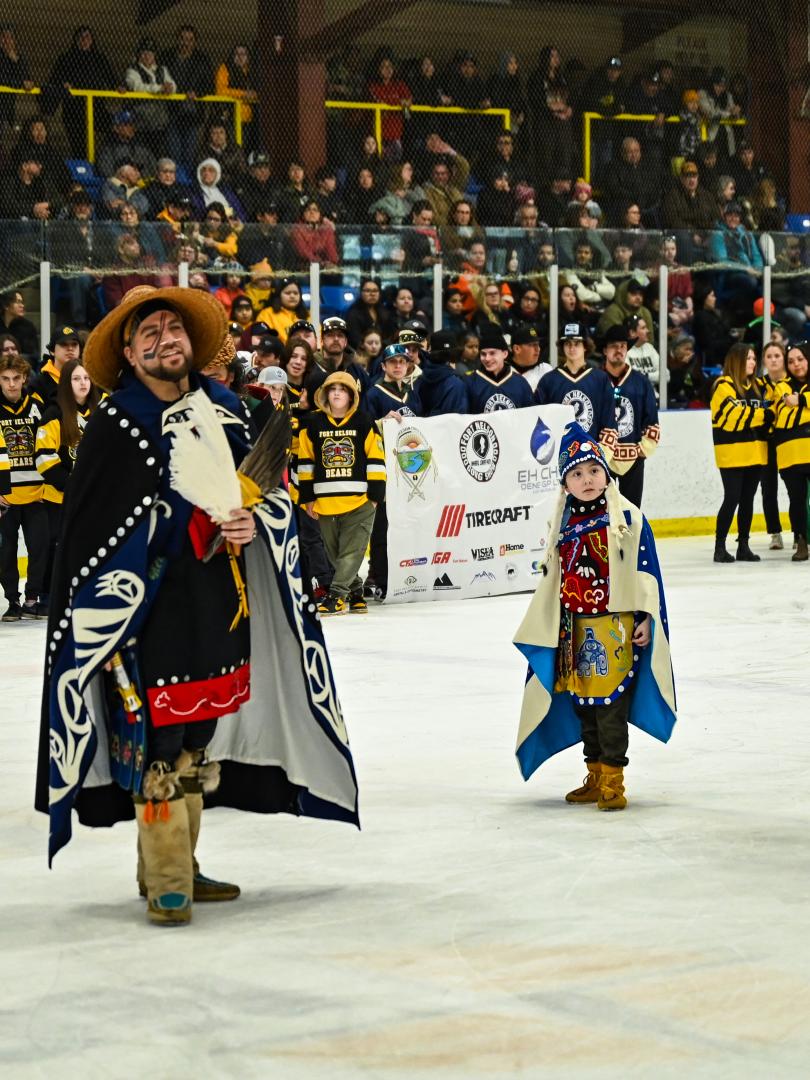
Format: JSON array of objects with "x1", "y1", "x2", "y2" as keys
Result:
[{"x1": 2, "y1": 535, "x2": 809, "y2": 1080}]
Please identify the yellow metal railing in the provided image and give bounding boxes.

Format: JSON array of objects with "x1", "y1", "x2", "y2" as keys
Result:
[
  {"x1": 325, "y1": 99, "x2": 511, "y2": 152},
  {"x1": 582, "y1": 111, "x2": 748, "y2": 183},
  {"x1": 0, "y1": 84, "x2": 242, "y2": 164}
]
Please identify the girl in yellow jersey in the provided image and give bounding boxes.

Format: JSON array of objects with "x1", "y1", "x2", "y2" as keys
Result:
[
  {"x1": 710, "y1": 343, "x2": 771, "y2": 563},
  {"x1": 757, "y1": 342, "x2": 788, "y2": 550},
  {"x1": 772, "y1": 342, "x2": 810, "y2": 561},
  {"x1": 257, "y1": 279, "x2": 311, "y2": 345}
]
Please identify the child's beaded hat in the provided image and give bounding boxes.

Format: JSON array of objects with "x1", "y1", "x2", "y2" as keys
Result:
[{"x1": 557, "y1": 421, "x2": 610, "y2": 484}]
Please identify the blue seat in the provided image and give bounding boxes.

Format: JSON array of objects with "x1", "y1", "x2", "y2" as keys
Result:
[
  {"x1": 785, "y1": 213, "x2": 810, "y2": 234},
  {"x1": 175, "y1": 165, "x2": 193, "y2": 187},
  {"x1": 319, "y1": 284, "x2": 357, "y2": 318}
]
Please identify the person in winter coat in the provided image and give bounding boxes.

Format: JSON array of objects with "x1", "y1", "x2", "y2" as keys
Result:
[
  {"x1": 418, "y1": 330, "x2": 468, "y2": 415},
  {"x1": 192, "y1": 158, "x2": 245, "y2": 221},
  {"x1": 46, "y1": 26, "x2": 117, "y2": 158},
  {"x1": 596, "y1": 279, "x2": 654, "y2": 341},
  {"x1": 124, "y1": 37, "x2": 176, "y2": 152}
]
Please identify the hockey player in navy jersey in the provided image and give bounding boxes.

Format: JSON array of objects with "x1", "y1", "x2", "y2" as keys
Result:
[
  {"x1": 535, "y1": 321, "x2": 618, "y2": 461},
  {"x1": 364, "y1": 344, "x2": 423, "y2": 422},
  {"x1": 601, "y1": 324, "x2": 660, "y2": 507},
  {"x1": 466, "y1": 327, "x2": 535, "y2": 413}
]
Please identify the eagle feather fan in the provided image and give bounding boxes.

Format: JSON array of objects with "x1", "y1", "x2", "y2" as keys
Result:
[{"x1": 166, "y1": 389, "x2": 242, "y2": 522}]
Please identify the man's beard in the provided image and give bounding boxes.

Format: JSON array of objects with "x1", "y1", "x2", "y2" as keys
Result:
[{"x1": 153, "y1": 357, "x2": 191, "y2": 382}]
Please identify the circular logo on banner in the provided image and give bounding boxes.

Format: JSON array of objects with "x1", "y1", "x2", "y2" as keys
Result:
[
  {"x1": 615, "y1": 395, "x2": 635, "y2": 438},
  {"x1": 459, "y1": 420, "x2": 500, "y2": 482},
  {"x1": 484, "y1": 393, "x2": 516, "y2": 412},
  {"x1": 562, "y1": 388, "x2": 594, "y2": 431}
]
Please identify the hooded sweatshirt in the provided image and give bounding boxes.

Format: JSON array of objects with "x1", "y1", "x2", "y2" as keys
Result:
[{"x1": 297, "y1": 371, "x2": 386, "y2": 515}]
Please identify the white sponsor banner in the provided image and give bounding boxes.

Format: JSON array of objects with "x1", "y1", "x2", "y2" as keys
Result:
[{"x1": 383, "y1": 404, "x2": 575, "y2": 603}]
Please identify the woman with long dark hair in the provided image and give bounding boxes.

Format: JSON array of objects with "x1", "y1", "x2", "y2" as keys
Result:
[
  {"x1": 36, "y1": 358, "x2": 101, "y2": 588},
  {"x1": 256, "y1": 277, "x2": 310, "y2": 343},
  {"x1": 773, "y1": 342, "x2": 810, "y2": 561},
  {"x1": 345, "y1": 277, "x2": 395, "y2": 346},
  {"x1": 710, "y1": 343, "x2": 770, "y2": 563}
]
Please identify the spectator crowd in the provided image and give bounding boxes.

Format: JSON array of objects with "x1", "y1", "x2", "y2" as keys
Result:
[{"x1": 0, "y1": 22, "x2": 808, "y2": 415}]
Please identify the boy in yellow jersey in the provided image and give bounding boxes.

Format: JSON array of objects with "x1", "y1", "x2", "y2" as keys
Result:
[
  {"x1": 298, "y1": 371, "x2": 385, "y2": 615},
  {"x1": 0, "y1": 356, "x2": 48, "y2": 619}
]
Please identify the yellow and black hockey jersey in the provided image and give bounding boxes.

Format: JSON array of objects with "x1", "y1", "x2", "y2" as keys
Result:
[
  {"x1": 772, "y1": 376, "x2": 810, "y2": 472},
  {"x1": 297, "y1": 372, "x2": 386, "y2": 515},
  {"x1": 35, "y1": 406, "x2": 92, "y2": 504},
  {"x1": 709, "y1": 375, "x2": 769, "y2": 469},
  {"x1": 0, "y1": 390, "x2": 45, "y2": 503}
]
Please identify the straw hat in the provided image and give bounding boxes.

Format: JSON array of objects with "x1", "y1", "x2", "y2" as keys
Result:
[{"x1": 83, "y1": 285, "x2": 227, "y2": 392}]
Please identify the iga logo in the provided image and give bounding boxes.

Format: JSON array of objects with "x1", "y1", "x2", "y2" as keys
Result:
[
  {"x1": 471, "y1": 547, "x2": 494, "y2": 561},
  {"x1": 436, "y1": 504, "x2": 466, "y2": 537},
  {"x1": 500, "y1": 542, "x2": 524, "y2": 556},
  {"x1": 400, "y1": 556, "x2": 428, "y2": 567},
  {"x1": 433, "y1": 572, "x2": 460, "y2": 591},
  {"x1": 459, "y1": 420, "x2": 499, "y2": 482},
  {"x1": 432, "y1": 551, "x2": 451, "y2": 565}
]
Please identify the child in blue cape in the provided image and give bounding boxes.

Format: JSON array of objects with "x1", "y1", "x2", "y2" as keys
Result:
[{"x1": 513, "y1": 421, "x2": 676, "y2": 810}]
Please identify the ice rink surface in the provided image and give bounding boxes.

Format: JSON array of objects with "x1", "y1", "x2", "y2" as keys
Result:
[{"x1": 2, "y1": 535, "x2": 810, "y2": 1080}]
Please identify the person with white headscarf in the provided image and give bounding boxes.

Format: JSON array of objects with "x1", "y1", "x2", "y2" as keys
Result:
[{"x1": 192, "y1": 157, "x2": 245, "y2": 221}]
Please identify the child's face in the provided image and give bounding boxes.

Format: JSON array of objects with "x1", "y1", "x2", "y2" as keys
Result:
[
  {"x1": 635, "y1": 320, "x2": 649, "y2": 343},
  {"x1": 564, "y1": 461, "x2": 608, "y2": 502},
  {"x1": 268, "y1": 385, "x2": 285, "y2": 405},
  {"x1": 327, "y1": 385, "x2": 352, "y2": 414}
]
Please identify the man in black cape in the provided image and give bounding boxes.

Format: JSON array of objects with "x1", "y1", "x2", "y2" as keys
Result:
[{"x1": 35, "y1": 285, "x2": 358, "y2": 926}]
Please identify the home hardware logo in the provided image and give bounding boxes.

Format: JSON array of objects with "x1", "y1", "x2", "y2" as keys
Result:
[
  {"x1": 500, "y1": 542, "x2": 524, "y2": 556},
  {"x1": 459, "y1": 419, "x2": 499, "y2": 482},
  {"x1": 436, "y1": 504, "x2": 466, "y2": 537},
  {"x1": 433, "y1": 572, "x2": 460, "y2": 591}
]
